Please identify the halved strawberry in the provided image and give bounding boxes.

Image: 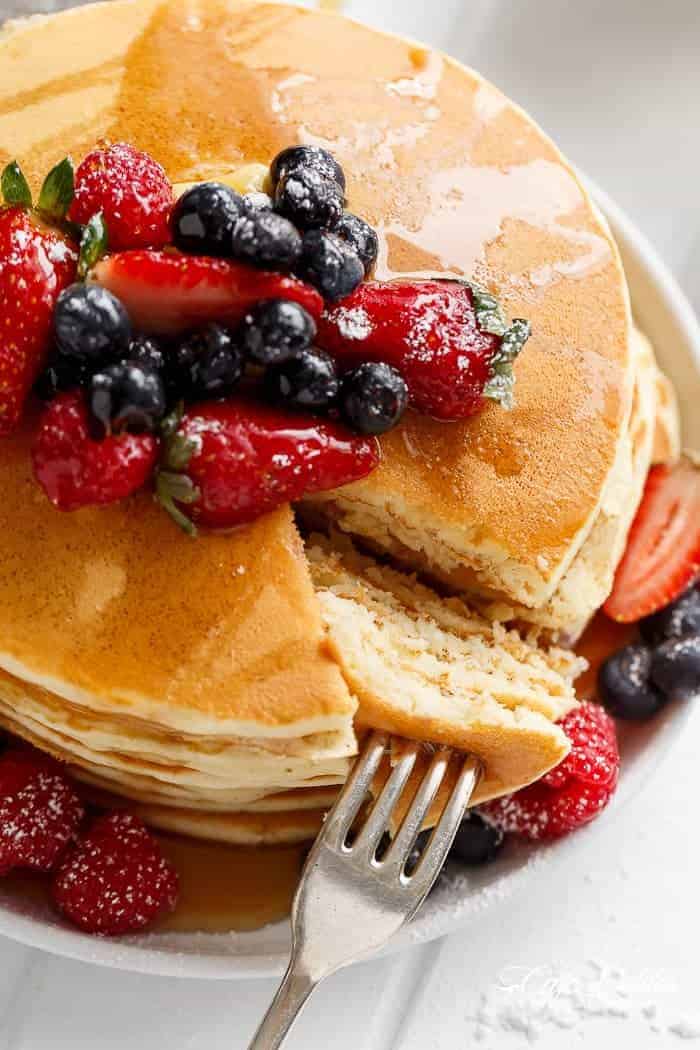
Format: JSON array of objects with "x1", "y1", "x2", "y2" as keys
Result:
[
  {"x1": 317, "y1": 279, "x2": 530, "y2": 420},
  {"x1": 92, "y1": 250, "x2": 324, "y2": 335},
  {"x1": 604, "y1": 456, "x2": 700, "y2": 623}
]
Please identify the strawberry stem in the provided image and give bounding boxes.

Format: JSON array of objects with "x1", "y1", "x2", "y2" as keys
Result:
[
  {"x1": 1, "y1": 161, "x2": 32, "y2": 208},
  {"x1": 37, "y1": 157, "x2": 74, "y2": 223},
  {"x1": 483, "y1": 318, "x2": 531, "y2": 409},
  {"x1": 155, "y1": 471, "x2": 200, "y2": 537},
  {"x1": 78, "y1": 212, "x2": 109, "y2": 279}
]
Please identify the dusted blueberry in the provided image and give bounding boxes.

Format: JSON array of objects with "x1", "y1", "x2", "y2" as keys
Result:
[
  {"x1": 264, "y1": 347, "x2": 339, "y2": 412},
  {"x1": 54, "y1": 284, "x2": 132, "y2": 368},
  {"x1": 175, "y1": 324, "x2": 244, "y2": 399},
  {"x1": 336, "y1": 212, "x2": 379, "y2": 274},
  {"x1": 450, "y1": 814, "x2": 504, "y2": 865},
  {"x1": 640, "y1": 586, "x2": 700, "y2": 645},
  {"x1": 339, "y1": 361, "x2": 408, "y2": 435},
  {"x1": 598, "y1": 643, "x2": 665, "y2": 720},
  {"x1": 298, "y1": 230, "x2": 364, "y2": 302},
  {"x1": 275, "y1": 168, "x2": 344, "y2": 231},
  {"x1": 650, "y1": 635, "x2": 700, "y2": 701},
  {"x1": 238, "y1": 299, "x2": 316, "y2": 366},
  {"x1": 230, "y1": 209, "x2": 302, "y2": 271},
  {"x1": 242, "y1": 191, "x2": 274, "y2": 213},
  {"x1": 89, "y1": 361, "x2": 166, "y2": 435},
  {"x1": 171, "y1": 182, "x2": 244, "y2": 256},
  {"x1": 270, "y1": 145, "x2": 346, "y2": 192},
  {"x1": 126, "y1": 334, "x2": 167, "y2": 376}
]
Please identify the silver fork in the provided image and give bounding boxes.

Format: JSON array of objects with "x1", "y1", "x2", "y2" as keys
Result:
[{"x1": 248, "y1": 731, "x2": 481, "y2": 1050}]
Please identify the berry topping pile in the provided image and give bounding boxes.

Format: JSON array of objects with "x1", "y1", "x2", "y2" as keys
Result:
[
  {"x1": 480, "y1": 702, "x2": 620, "y2": 841},
  {"x1": 0, "y1": 140, "x2": 528, "y2": 532}
]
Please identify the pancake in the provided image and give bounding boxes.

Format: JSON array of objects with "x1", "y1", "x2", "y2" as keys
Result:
[
  {"x1": 1, "y1": 0, "x2": 631, "y2": 614},
  {"x1": 0, "y1": 0, "x2": 648, "y2": 844}
]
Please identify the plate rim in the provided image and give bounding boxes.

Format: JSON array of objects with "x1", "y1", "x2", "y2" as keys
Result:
[{"x1": 0, "y1": 179, "x2": 697, "y2": 980}]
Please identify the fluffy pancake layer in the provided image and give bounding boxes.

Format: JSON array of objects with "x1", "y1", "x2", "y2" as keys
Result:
[{"x1": 1, "y1": 0, "x2": 632, "y2": 610}]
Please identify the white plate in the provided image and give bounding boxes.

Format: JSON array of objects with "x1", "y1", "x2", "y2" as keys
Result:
[{"x1": 0, "y1": 181, "x2": 697, "y2": 980}]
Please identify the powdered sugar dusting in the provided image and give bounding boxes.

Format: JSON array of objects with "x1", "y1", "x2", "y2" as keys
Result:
[{"x1": 332, "y1": 306, "x2": 373, "y2": 341}]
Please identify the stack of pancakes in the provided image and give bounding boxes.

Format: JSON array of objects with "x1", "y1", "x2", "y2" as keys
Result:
[{"x1": 0, "y1": 0, "x2": 678, "y2": 843}]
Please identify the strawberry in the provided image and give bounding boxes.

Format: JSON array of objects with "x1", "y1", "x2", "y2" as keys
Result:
[
  {"x1": 32, "y1": 390, "x2": 159, "y2": 511},
  {"x1": 0, "y1": 746, "x2": 84, "y2": 875},
  {"x1": 156, "y1": 399, "x2": 379, "y2": 533},
  {"x1": 317, "y1": 279, "x2": 530, "y2": 420},
  {"x1": 68, "y1": 142, "x2": 173, "y2": 251},
  {"x1": 93, "y1": 250, "x2": 324, "y2": 335},
  {"x1": 51, "y1": 812, "x2": 178, "y2": 935},
  {"x1": 0, "y1": 161, "x2": 78, "y2": 433},
  {"x1": 604, "y1": 456, "x2": 700, "y2": 623},
  {"x1": 480, "y1": 702, "x2": 619, "y2": 841}
]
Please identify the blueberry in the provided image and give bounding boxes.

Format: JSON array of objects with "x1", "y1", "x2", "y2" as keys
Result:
[
  {"x1": 171, "y1": 182, "x2": 244, "y2": 257},
  {"x1": 230, "y1": 209, "x2": 302, "y2": 270},
  {"x1": 339, "y1": 361, "x2": 408, "y2": 435},
  {"x1": 34, "y1": 354, "x2": 90, "y2": 400},
  {"x1": 264, "y1": 347, "x2": 339, "y2": 412},
  {"x1": 126, "y1": 334, "x2": 167, "y2": 376},
  {"x1": 336, "y1": 212, "x2": 379, "y2": 274},
  {"x1": 450, "y1": 813, "x2": 504, "y2": 865},
  {"x1": 238, "y1": 299, "x2": 316, "y2": 366},
  {"x1": 640, "y1": 586, "x2": 700, "y2": 645},
  {"x1": 242, "y1": 191, "x2": 274, "y2": 213},
  {"x1": 89, "y1": 361, "x2": 166, "y2": 435},
  {"x1": 270, "y1": 145, "x2": 346, "y2": 193},
  {"x1": 275, "y1": 168, "x2": 344, "y2": 231},
  {"x1": 174, "y1": 324, "x2": 244, "y2": 399},
  {"x1": 298, "y1": 230, "x2": 364, "y2": 301},
  {"x1": 598, "y1": 643, "x2": 666, "y2": 720},
  {"x1": 54, "y1": 284, "x2": 132, "y2": 368},
  {"x1": 650, "y1": 635, "x2": 700, "y2": 701}
]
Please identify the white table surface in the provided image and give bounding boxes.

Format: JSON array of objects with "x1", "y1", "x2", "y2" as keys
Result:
[{"x1": 1, "y1": 1, "x2": 700, "y2": 1047}]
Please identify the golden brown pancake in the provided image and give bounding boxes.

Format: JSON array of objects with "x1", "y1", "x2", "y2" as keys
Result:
[
  {"x1": 0, "y1": 0, "x2": 648, "y2": 842},
  {"x1": 1, "y1": 0, "x2": 631, "y2": 612}
]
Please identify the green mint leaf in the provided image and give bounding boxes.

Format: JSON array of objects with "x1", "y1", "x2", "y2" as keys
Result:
[
  {"x1": 37, "y1": 156, "x2": 75, "y2": 222},
  {"x1": 77, "y1": 212, "x2": 108, "y2": 279},
  {"x1": 1, "y1": 161, "x2": 32, "y2": 208}
]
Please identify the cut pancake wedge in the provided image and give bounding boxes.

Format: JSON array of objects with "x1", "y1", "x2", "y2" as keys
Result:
[{"x1": 307, "y1": 536, "x2": 583, "y2": 804}]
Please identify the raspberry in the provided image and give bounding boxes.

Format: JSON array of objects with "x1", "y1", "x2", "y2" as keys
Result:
[
  {"x1": 0, "y1": 747, "x2": 84, "y2": 875},
  {"x1": 32, "y1": 391, "x2": 160, "y2": 511},
  {"x1": 51, "y1": 812, "x2": 178, "y2": 935},
  {"x1": 480, "y1": 702, "x2": 620, "y2": 840},
  {"x1": 69, "y1": 143, "x2": 173, "y2": 251}
]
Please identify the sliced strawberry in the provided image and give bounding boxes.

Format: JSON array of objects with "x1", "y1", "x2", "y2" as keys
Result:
[
  {"x1": 32, "y1": 390, "x2": 160, "y2": 511},
  {"x1": 604, "y1": 456, "x2": 700, "y2": 623},
  {"x1": 156, "y1": 399, "x2": 379, "y2": 533},
  {"x1": 0, "y1": 207, "x2": 77, "y2": 434},
  {"x1": 93, "y1": 250, "x2": 324, "y2": 335},
  {"x1": 317, "y1": 279, "x2": 530, "y2": 420}
]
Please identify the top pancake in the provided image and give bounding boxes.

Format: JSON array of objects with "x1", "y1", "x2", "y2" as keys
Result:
[
  {"x1": 0, "y1": 0, "x2": 632, "y2": 609},
  {"x1": 0, "y1": 418, "x2": 355, "y2": 738}
]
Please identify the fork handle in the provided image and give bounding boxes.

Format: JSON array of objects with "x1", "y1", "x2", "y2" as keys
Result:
[{"x1": 248, "y1": 960, "x2": 320, "y2": 1050}]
